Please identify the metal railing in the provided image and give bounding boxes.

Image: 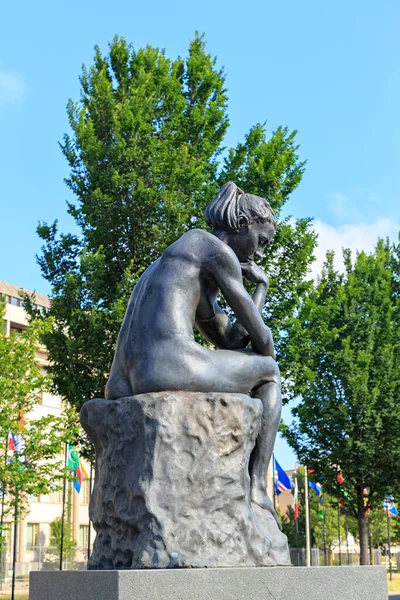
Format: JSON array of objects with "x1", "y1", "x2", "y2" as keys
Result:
[
  {"x1": 289, "y1": 546, "x2": 399, "y2": 567},
  {"x1": 0, "y1": 544, "x2": 87, "y2": 590}
]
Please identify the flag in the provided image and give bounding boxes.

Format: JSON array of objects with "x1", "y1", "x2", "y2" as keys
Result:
[
  {"x1": 336, "y1": 472, "x2": 344, "y2": 485},
  {"x1": 293, "y1": 477, "x2": 300, "y2": 519},
  {"x1": 363, "y1": 488, "x2": 370, "y2": 517},
  {"x1": 7, "y1": 410, "x2": 26, "y2": 464},
  {"x1": 318, "y1": 494, "x2": 325, "y2": 519},
  {"x1": 7, "y1": 432, "x2": 25, "y2": 463},
  {"x1": 80, "y1": 461, "x2": 90, "y2": 481},
  {"x1": 308, "y1": 481, "x2": 322, "y2": 496},
  {"x1": 274, "y1": 458, "x2": 292, "y2": 495},
  {"x1": 8, "y1": 433, "x2": 17, "y2": 453},
  {"x1": 383, "y1": 497, "x2": 398, "y2": 518},
  {"x1": 67, "y1": 443, "x2": 84, "y2": 494}
]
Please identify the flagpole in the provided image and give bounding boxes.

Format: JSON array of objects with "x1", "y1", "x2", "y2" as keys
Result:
[
  {"x1": 345, "y1": 511, "x2": 350, "y2": 565},
  {"x1": 0, "y1": 436, "x2": 8, "y2": 590},
  {"x1": 87, "y1": 462, "x2": 93, "y2": 562},
  {"x1": 294, "y1": 475, "x2": 299, "y2": 566},
  {"x1": 387, "y1": 503, "x2": 392, "y2": 581},
  {"x1": 368, "y1": 514, "x2": 373, "y2": 565},
  {"x1": 60, "y1": 443, "x2": 68, "y2": 571},
  {"x1": 323, "y1": 499, "x2": 327, "y2": 566},
  {"x1": 11, "y1": 492, "x2": 18, "y2": 600},
  {"x1": 295, "y1": 518, "x2": 299, "y2": 566},
  {"x1": 337, "y1": 500, "x2": 342, "y2": 566},
  {"x1": 304, "y1": 467, "x2": 311, "y2": 567},
  {"x1": 272, "y1": 453, "x2": 276, "y2": 511}
]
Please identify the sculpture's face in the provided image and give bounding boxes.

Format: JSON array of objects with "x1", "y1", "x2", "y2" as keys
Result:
[{"x1": 229, "y1": 221, "x2": 276, "y2": 263}]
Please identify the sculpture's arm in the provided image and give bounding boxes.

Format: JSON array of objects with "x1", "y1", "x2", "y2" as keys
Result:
[
  {"x1": 229, "y1": 279, "x2": 268, "y2": 345},
  {"x1": 202, "y1": 249, "x2": 275, "y2": 357},
  {"x1": 196, "y1": 303, "x2": 244, "y2": 350},
  {"x1": 196, "y1": 282, "x2": 268, "y2": 351}
]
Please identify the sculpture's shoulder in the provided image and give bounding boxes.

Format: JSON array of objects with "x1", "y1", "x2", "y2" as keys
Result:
[
  {"x1": 173, "y1": 228, "x2": 216, "y2": 248},
  {"x1": 165, "y1": 229, "x2": 235, "y2": 265}
]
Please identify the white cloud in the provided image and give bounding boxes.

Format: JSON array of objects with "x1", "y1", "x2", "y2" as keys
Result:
[
  {"x1": 311, "y1": 218, "x2": 400, "y2": 277},
  {"x1": 326, "y1": 190, "x2": 383, "y2": 223},
  {"x1": 328, "y1": 192, "x2": 356, "y2": 221},
  {"x1": 0, "y1": 71, "x2": 25, "y2": 104}
]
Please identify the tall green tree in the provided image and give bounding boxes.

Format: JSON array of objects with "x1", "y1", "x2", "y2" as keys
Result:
[
  {"x1": 32, "y1": 34, "x2": 316, "y2": 425},
  {"x1": 284, "y1": 238, "x2": 400, "y2": 564}
]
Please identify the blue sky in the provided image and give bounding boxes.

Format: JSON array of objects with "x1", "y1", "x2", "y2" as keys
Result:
[{"x1": 1, "y1": 0, "x2": 400, "y2": 468}]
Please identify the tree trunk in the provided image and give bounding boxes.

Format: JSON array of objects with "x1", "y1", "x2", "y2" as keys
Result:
[{"x1": 358, "y1": 501, "x2": 369, "y2": 565}]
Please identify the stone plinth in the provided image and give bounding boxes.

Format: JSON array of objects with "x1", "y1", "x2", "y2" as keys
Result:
[
  {"x1": 80, "y1": 392, "x2": 290, "y2": 569},
  {"x1": 29, "y1": 566, "x2": 388, "y2": 600}
]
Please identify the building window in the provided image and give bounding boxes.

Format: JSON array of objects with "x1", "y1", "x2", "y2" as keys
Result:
[
  {"x1": 10, "y1": 324, "x2": 26, "y2": 335},
  {"x1": 39, "y1": 490, "x2": 62, "y2": 504},
  {"x1": 51, "y1": 490, "x2": 63, "y2": 503},
  {"x1": 41, "y1": 391, "x2": 62, "y2": 409},
  {"x1": 80, "y1": 479, "x2": 91, "y2": 506},
  {"x1": 0, "y1": 527, "x2": 11, "y2": 555},
  {"x1": 1, "y1": 526, "x2": 12, "y2": 554},
  {"x1": 26, "y1": 523, "x2": 39, "y2": 550},
  {"x1": 79, "y1": 525, "x2": 89, "y2": 550}
]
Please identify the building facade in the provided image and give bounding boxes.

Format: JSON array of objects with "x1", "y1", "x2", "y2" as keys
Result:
[{"x1": 1, "y1": 281, "x2": 93, "y2": 574}]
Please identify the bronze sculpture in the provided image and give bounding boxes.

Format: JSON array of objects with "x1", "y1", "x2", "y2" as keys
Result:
[{"x1": 82, "y1": 181, "x2": 290, "y2": 568}]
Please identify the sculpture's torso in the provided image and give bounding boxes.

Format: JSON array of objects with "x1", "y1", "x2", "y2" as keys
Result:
[{"x1": 106, "y1": 229, "x2": 227, "y2": 398}]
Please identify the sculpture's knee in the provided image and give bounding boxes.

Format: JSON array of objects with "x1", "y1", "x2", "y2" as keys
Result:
[
  {"x1": 105, "y1": 372, "x2": 132, "y2": 400},
  {"x1": 263, "y1": 358, "x2": 281, "y2": 387},
  {"x1": 104, "y1": 379, "x2": 117, "y2": 400},
  {"x1": 251, "y1": 359, "x2": 281, "y2": 406}
]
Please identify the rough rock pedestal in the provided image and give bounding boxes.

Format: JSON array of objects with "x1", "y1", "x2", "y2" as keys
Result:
[{"x1": 80, "y1": 392, "x2": 290, "y2": 569}]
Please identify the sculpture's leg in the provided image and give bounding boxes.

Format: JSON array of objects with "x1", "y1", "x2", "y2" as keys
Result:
[
  {"x1": 249, "y1": 373, "x2": 282, "y2": 524},
  {"x1": 105, "y1": 368, "x2": 133, "y2": 400}
]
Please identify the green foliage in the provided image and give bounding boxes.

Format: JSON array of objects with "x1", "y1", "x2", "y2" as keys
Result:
[
  {"x1": 33, "y1": 34, "x2": 316, "y2": 441},
  {"x1": 368, "y1": 506, "x2": 400, "y2": 547},
  {"x1": 47, "y1": 515, "x2": 77, "y2": 563},
  {"x1": 0, "y1": 298, "x2": 78, "y2": 525},
  {"x1": 369, "y1": 508, "x2": 390, "y2": 547},
  {"x1": 283, "y1": 238, "x2": 400, "y2": 562}
]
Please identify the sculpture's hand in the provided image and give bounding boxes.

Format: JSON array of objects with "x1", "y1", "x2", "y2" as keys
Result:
[
  {"x1": 240, "y1": 261, "x2": 269, "y2": 288},
  {"x1": 240, "y1": 261, "x2": 275, "y2": 358}
]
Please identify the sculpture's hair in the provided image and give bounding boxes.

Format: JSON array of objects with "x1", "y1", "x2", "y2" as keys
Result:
[{"x1": 204, "y1": 181, "x2": 277, "y2": 232}]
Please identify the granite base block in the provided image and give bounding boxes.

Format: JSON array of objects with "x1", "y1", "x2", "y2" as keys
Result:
[{"x1": 30, "y1": 566, "x2": 388, "y2": 600}]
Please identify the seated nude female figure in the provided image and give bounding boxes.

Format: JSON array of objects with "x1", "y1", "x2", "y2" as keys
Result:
[{"x1": 105, "y1": 181, "x2": 280, "y2": 518}]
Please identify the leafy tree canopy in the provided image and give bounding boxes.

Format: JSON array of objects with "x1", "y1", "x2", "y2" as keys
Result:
[
  {"x1": 283, "y1": 238, "x2": 400, "y2": 563},
  {"x1": 32, "y1": 34, "x2": 316, "y2": 428}
]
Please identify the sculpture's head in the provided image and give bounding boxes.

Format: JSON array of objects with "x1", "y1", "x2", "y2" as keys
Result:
[{"x1": 204, "y1": 181, "x2": 277, "y2": 263}]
